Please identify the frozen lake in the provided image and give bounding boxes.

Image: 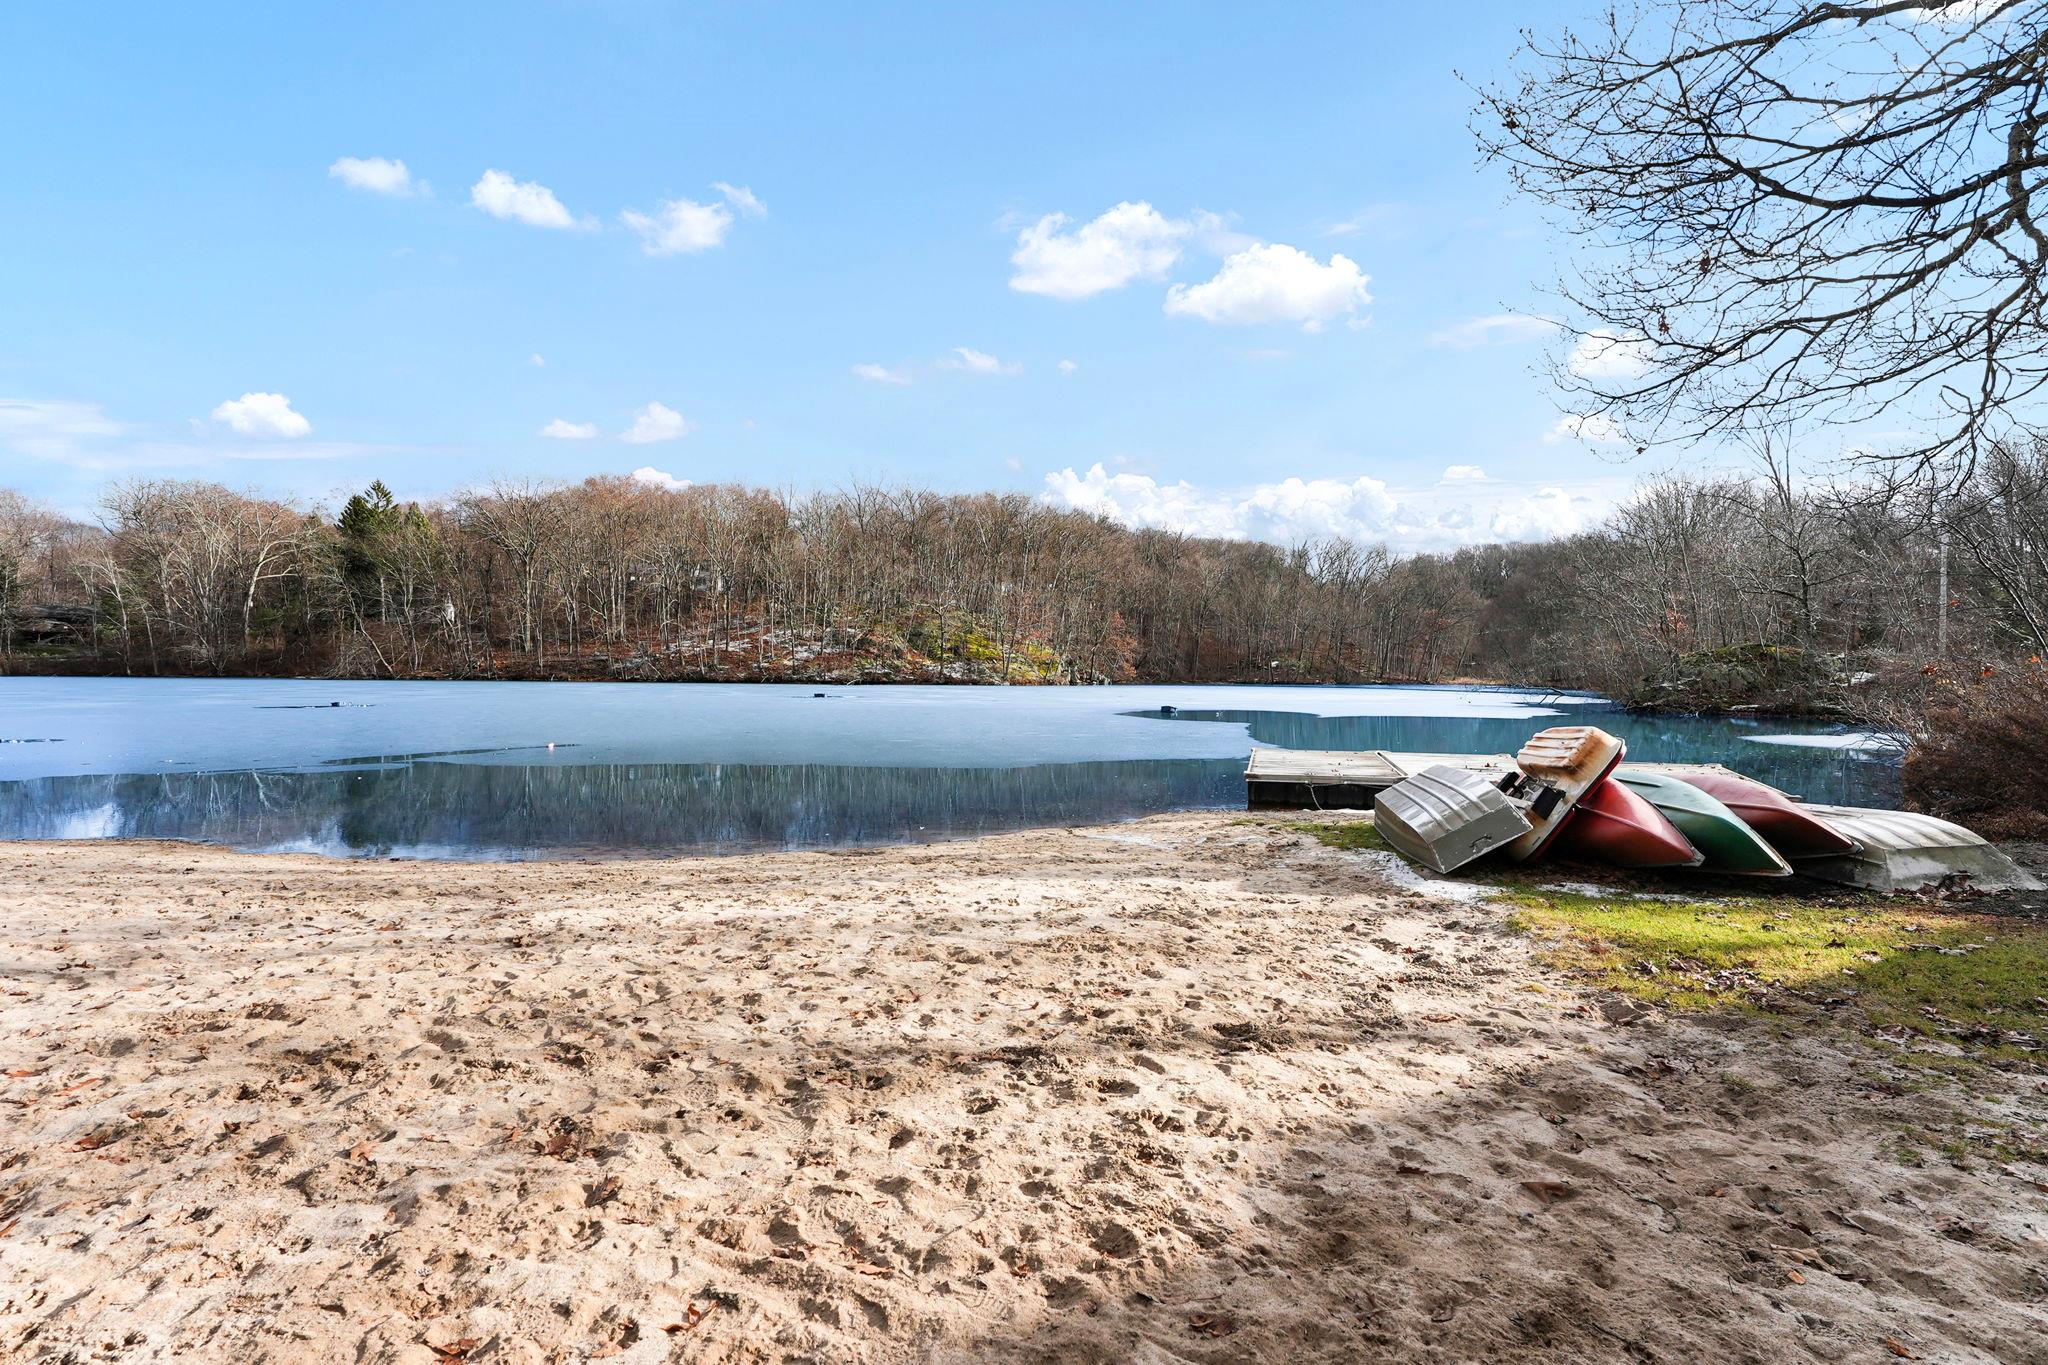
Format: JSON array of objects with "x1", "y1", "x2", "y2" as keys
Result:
[{"x1": 0, "y1": 678, "x2": 1899, "y2": 859}]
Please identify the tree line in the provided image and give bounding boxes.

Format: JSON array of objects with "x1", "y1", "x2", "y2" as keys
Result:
[{"x1": 0, "y1": 451, "x2": 2042, "y2": 703}]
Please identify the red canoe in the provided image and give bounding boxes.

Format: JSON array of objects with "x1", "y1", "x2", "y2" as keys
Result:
[
  {"x1": 1554, "y1": 778, "x2": 1703, "y2": 868},
  {"x1": 1674, "y1": 770, "x2": 1858, "y2": 859}
]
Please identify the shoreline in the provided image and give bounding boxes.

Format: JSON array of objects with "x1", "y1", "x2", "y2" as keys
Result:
[
  {"x1": 4, "y1": 813, "x2": 2043, "y2": 1362},
  {"x1": 0, "y1": 665, "x2": 1542, "y2": 691}
]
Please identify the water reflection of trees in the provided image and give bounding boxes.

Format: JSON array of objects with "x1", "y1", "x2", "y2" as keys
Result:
[{"x1": 0, "y1": 759, "x2": 1247, "y2": 859}]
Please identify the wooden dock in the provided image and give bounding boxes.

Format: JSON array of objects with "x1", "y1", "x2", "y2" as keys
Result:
[
  {"x1": 1244, "y1": 749, "x2": 1515, "y2": 809},
  {"x1": 1244, "y1": 750, "x2": 1789, "y2": 810}
]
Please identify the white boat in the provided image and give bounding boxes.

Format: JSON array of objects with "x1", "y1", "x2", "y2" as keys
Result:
[
  {"x1": 1794, "y1": 805, "x2": 2043, "y2": 894},
  {"x1": 1503, "y1": 726, "x2": 1626, "y2": 863}
]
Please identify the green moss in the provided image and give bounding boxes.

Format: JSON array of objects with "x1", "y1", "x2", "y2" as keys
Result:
[
  {"x1": 1503, "y1": 885, "x2": 2048, "y2": 1069},
  {"x1": 1291, "y1": 820, "x2": 1393, "y2": 854},
  {"x1": 1626, "y1": 641, "x2": 1845, "y2": 715}
]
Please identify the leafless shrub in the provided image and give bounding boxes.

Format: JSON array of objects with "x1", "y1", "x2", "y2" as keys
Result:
[{"x1": 1902, "y1": 661, "x2": 2048, "y2": 838}]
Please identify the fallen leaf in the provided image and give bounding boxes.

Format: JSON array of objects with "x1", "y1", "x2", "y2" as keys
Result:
[
  {"x1": 70, "y1": 1131, "x2": 117, "y2": 1152},
  {"x1": 1189, "y1": 1313, "x2": 1236, "y2": 1338},
  {"x1": 664, "y1": 1302, "x2": 715, "y2": 1333},
  {"x1": 855, "y1": 1261, "x2": 895, "y2": 1277},
  {"x1": 1786, "y1": 1268, "x2": 1806, "y2": 1284},
  {"x1": 586, "y1": 1175, "x2": 621, "y2": 1208},
  {"x1": 5, "y1": 1068, "x2": 41, "y2": 1078},
  {"x1": 1882, "y1": 1337, "x2": 1917, "y2": 1359},
  {"x1": 426, "y1": 1339, "x2": 478, "y2": 1361},
  {"x1": 56, "y1": 1076, "x2": 103, "y2": 1096},
  {"x1": 1423, "y1": 1013, "x2": 1457, "y2": 1023},
  {"x1": 1520, "y1": 1180, "x2": 1577, "y2": 1207},
  {"x1": 347, "y1": 1139, "x2": 376, "y2": 1163}
]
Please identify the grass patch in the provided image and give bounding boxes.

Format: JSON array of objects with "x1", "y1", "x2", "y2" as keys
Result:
[
  {"x1": 1502, "y1": 884, "x2": 2048, "y2": 1069},
  {"x1": 1291, "y1": 820, "x2": 1393, "y2": 854}
]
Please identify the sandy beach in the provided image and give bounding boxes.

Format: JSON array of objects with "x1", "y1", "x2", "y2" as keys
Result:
[{"x1": 3, "y1": 812, "x2": 2045, "y2": 1363}]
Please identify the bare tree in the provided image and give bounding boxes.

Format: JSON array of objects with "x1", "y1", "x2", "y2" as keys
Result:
[
  {"x1": 1720, "y1": 443, "x2": 1861, "y2": 644},
  {"x1": 1474, "y1": 0, "x2": 2048, "y2": 470},
  {"x1": 0, "y1": 490, "x2": 65, "y2": 658},
  {"x1": 456, "y1": 479, "x2": 568, "y2": 664},
  {"x1": 1945, "y1": 438, "x2": 2048, "y2": 650}
]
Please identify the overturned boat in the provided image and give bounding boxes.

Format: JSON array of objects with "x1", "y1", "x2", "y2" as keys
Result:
[
  {"x1": 1503, "y1": 726, "x2": 1626, "y2": 862},
  {"x1": 1553, "y1": 776, "x2": 1703, "y2": 868},
  {"x1": 1794, "y1": 805, "x2": 2044, "y2": 894},
  {"x1": 1372, "y1": 765, "x2": 1533, "y2": 873},
  {"x1": 1667, "y1": 768, "x2": 1857, "y2": 860},
  {"x1": 1612, "y1": 768, "x2": 1792, "y2": 876}
]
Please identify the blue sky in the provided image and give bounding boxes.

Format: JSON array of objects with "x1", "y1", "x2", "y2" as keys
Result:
[{"x1": 0, "y1": 2, "x2": 1653, "y2": 549}]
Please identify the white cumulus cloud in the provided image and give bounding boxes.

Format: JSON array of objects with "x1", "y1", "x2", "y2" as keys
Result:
[
  {"x1": 1441, "y1": 464, "x2": 1488, "y2": 481},
  {"x1": 629, "y1": 466, "x2": 693, "y2": 492},
  {"x1": 211, "y1": 392, "x2": 311, "y2": 438},
  {"x1": 1427, "y1": 313, "x2": 1559, "y2": 349},
  {"x1": 470, "y1": 169, "x2": 585, "y2": 230},
  {"x1": 1057, "y1": 359, "x2": 1078, "y2": 375},
  {"x1": 539, "y1": 419, "x2": 599, "y2": 440},
  {"x1": 1489, "y1": 486, "x2": 1608, "y2": 540},
  {"x1": 712, "y1": 182, "x2": 767, "y2": 217},
  {"x1": 1164, "y1": 244, "x2": 1372, "y2": 330},
  {"x1": 852, "y1": 363, "x2": 913, "y2": 386},
  {"x1": 329, "y1": 156, "x2": 421, "y2": 197},
  {"x1": 941, "y1": 347, "x2": 1021, "y2": 376},
  {"x1": 1567, "y1": 328, "x2": 1653, "y2": 380},
  {"x1": 620, "y1": 402, "x2": 692, "y2": 444},
  {"x1": 621, "y1": 197, "x2": 733, "y2": 255},
  {"x1": 1043, "y1": 462, "x2": 1618, "y2": 551},
  {"x1": 1009, "y1": 201, "x2": 1190, "y2": 300}
]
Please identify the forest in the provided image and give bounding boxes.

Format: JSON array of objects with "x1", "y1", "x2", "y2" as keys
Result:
[{"x1": 4, "y1": 454, "x2": 2045, "y2": 694}]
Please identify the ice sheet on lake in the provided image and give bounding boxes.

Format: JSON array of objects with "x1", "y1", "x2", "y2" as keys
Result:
[
  {"x1": 1744, "y1": 731, "x2": 1902, "y2": 753},
  {"x1": 0, "y1": 677, "x2": 1592, "y2": 781}
]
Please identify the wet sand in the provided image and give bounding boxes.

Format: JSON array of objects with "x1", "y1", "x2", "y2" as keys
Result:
[{"x1": 1, "y1": 813, "x2": 2044, "y2": 1363}]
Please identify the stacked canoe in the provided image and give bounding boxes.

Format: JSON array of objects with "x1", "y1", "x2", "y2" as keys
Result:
[{"x1": 1368, "y1": 726, "x2": 2041, "y2": 894}]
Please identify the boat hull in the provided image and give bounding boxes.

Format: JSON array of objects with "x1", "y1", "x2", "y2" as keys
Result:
[
  {"x1": 1612, "y1": 770, "x2": 1792, "y2": 876},
  {"x1": 1554, "y1": 778, "x2": 1702, "y2": 868},
  {"x1": 1674, "y1": 770, "x2": 1857, "y2": 859},
  {"x1": 1374, "y1": 765, "x2": 1533, "y2": 874},
  {"x1": 1795, "y1": 805, "x2": 2044, "y2": 893}
]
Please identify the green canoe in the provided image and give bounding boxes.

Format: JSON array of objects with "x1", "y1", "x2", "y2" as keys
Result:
[{"x1": 1611, "y1": 769, "x2": 1793, "y2": 876}]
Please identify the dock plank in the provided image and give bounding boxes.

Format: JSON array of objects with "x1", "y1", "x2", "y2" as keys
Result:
[{"x1": 1245, "y1": 748, "x2": 1514, "y2": 810}]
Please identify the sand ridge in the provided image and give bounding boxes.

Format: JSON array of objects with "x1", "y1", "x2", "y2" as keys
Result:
[{"x1": 1, "y1": 813, "x2": 2044, "y2": 1362}]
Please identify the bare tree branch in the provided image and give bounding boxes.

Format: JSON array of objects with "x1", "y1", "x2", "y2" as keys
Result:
[{"x1": 1471, "y1": 0, "x2": 2048, "y2": 471}]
